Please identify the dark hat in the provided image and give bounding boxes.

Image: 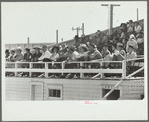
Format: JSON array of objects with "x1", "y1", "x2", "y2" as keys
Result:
[
  {"x1": 25, "y1": 48, "x2": 30, "y2": 51},
  {"x1": 51, "y1": 45, "x2": 60, "y2": 53},
  {"x1": 5, "y1": 49, "x2": 9, "y2": 53},
  {"x1": 33, "y1": 47, "x2": 41, "y2": 50},
  {"x1": 129, "y1": 20, "x2": 133, "y2": 23},
  {"x1": 129, "y1": 44, "x2": 134, "y2": 49}
]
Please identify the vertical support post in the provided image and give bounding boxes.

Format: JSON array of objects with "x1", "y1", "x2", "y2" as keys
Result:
[
  {"x1": 80, "y1": 62, "x2": 84, "y2": 78},
  {"x1": 29, "y1": 62, "x2": 33, "y2": 77},
  {"x1": 137, "y1": 8, "x2": 138, "y2": 21},
  {"x1": 15, "y1": 63, "x2": 17, "y2": 76},
  {"x1": 122, "y1": 60, "x2": 126, "y2": 79},
  {"x1": 82, "y1": 23, "x2": 85, "y2": 36},
  {"x1": 62, "y1": 61, "x2": 64, "y2": 75},
  {"x1": 56, "y1": 30, "x2": 58, "y2": 45},
  {"x1": 108, "y1": 4, "x2": 113, "y2": 36},
  {"x1": 45, "y1": 63, "x2": 48, "y2": 78},
  {"x1": 27, "y1": 37, "x2": 29, "y2": 48},
  {"x1": 100, "y1": 61, "x2": 104, "y2": 78}
]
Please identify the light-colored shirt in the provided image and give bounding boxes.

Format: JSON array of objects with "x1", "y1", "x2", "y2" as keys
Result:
[
  {"x1": 68, "y1": 51, "x2": 79, "y2": 61},
  {"x1": 126, "y1": 51, "x2": 137, "y2": 66},
  {"x1": 50, "y1": 53, "x2": 59, "y2": 61},
  {"x1": 38, "y1": 50, "x2": 52, "y2": 61},
  {"x1": 14, "y1": 53, "x2": 24, "y2": 61},
  {"x1": 126, "y1": 39, "x2": 138, "y2": 52}
]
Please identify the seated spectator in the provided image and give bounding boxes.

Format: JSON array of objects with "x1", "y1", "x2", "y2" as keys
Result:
[
  {"x1": 101, "y1": 44, "x2": 112, "y2": 68},
  {"x1": 126, "y1": 34, "x2": 138, "y2": 52},
  {"x1": 38, "y1": 45, "x2": 52, "y2": 62},
  {"x1": 126, "y1": 44, "x2": 137, "y2": 66},
  {"x1": 8, "y1": 49, "x2": 16, "y2": 62},
  {"x1": 50, "y1": 45, "x2": 60, "y2": 61},
  {"x1": 134, "y1": 22, "x2": 142, "y2": 36},
  {"x1": 88, "y1": 44, "x2": 102, "y2": 61},
  {"x1": 76, "y1": 44, "x2": 89, "y2": 61},
  {"x1": 23, "y1": 48, "x2": 32, "y2": 62},
  {"x1": 127, "y1": 20, "x2": 134, "y2": 34},
  {"x1": 136, "y1": 31, "x2": 144, "y2": 44},
  {"x1": 120, "y1": 23, "x2": 127, "y2": 33},
  {"x1": 14, "y1": 47, "x2": 24, "y2": 62},
  {"x1": 5, "y1": 49, "x2": 10, "y2": 61},
  {"x1": 117, "y1": 43, "x2": 126, "y2": 59},
  {"x1": 32, "y1": 47, "x2": 42, "y2": 62}
]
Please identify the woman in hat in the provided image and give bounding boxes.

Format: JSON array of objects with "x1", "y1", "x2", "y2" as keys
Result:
[
  {"x1": 50, "y1": 45, "x2": 60, "y2": 61},
  {"x1": 32, "y1": 47, "x2": 42, "y2": 62},
  {"x1": 23, "y1": 48, "x2": 32, "y2": 62}
]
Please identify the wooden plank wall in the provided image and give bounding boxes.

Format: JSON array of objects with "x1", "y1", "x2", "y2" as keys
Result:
[{"x1": 5, "y1": 77, "x2": 144, "y2": 101}]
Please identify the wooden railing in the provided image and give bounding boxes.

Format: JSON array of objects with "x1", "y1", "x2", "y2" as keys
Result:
[{"x1": 5, "y1": 58, "x2": 144, "y2": 79}]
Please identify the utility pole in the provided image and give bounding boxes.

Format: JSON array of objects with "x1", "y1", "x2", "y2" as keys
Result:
[
  {"x1": 72, "y1": 23, "x2": 85, "y2": 37},
  {"x1": 137, "y1": 8, "x2": 139, "y2": 21},
  {"x1": 56, "y1": 30, "x2": 58, "y2": 45},
  {"x1": 101, "y1": 4, "x2": 120, "y2": 36},
  {"x1": 27, "y1": 37, "x2": 29, "y2": 48}
]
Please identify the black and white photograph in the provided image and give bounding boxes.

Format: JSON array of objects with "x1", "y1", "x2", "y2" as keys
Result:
[{"x1": 2, "y1": 1, "x2": 147, "y2": 121}]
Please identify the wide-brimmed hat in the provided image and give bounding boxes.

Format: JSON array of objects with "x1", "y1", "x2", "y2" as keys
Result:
[
  {"x1": 25, "y1": 48, "x2": 30, "y2": 51},
  {"x1": 51, "y1": 45, "x2": 60, "y2": 53},
  {"x1": 78, "y1": 44, "x2": 88, "y2": 51},
  {"x1": 117, "y1": 43, "x2": 123, "y2": 48},
  {"x1": 33, "y1": 47, "x2": 41, "y2": 50},
  {"x1": 16, "y1": 47, "x2": 22, "y2": 51}
]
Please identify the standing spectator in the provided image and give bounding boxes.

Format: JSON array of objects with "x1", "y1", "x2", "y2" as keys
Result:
[
  {"x1": 126, "y1": 34, "x2": 138, "y2": 52},
  {"x1": 127, "y1": 20, "x2": 134, "y2": 34}
]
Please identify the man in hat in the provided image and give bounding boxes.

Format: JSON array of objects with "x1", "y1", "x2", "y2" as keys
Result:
[
  {"x1": 127, "y1": 20, "x2": 134, "y2": 34},
  {"x1": 134, "y1": 22, "x2": 142, "y2": 35},
  {"x1": 126, "y1": 34, "x2": 138, "y2": 52},
  {"x1": 38, "y1": 45, "x2": 52, "y2": 62},
  {"x1": 23, "y1": 48, "x2": 32, "y2": 62},
  {"x1": 14, "y1": 47, "x2": 24, "y2": 62},
  {"x1": 8, "y1": 49, "x2": 16, "y2": 62},
  {"x1": 126, "y1": 44, "x2": 137, "y2": 66},
  {"x1": 32, "y1": 47, "x2": 42, "y2": 62}
]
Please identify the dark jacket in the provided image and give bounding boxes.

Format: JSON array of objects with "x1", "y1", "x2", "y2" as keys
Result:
[
  {"x1": 32, "y1": 52, "x2": 42, "y2": 62},
  {"x1": 24, "y1": 53, "x2": 32, "y2": 62}
]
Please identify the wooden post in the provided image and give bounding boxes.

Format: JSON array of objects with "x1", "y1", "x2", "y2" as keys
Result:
[
  {"x1": 80, "y1": 62, "x2": 84, "y2": 78},
  {"x1": 82, "y1": 23, "x2": 85, "y2": 36},
  {"x1": 100, "y1": 61, "x2": 104, "y2": 78},
  {"x1": 45, "y1": 63, "x2": 48, "y2": 78},
  {"x1": 56, "y1": 30, "x2": 58, "y2": 45},
  {"x1": 122, "y1": 60, "x2": 126, "y2": 79},
  {"x1": 15, "y1": 63, "x2": 17, "y2": 76},
  {"x1": 29, "y1": 62, "x2": 33, "y2": 77},
  {"x1": 137, "y1": 8, "x2": 139, "y2": 21},
  {"x1": 27, "y1": 37, "x2": 29, "y2": 48},
  {"x1": 62, "y1": 61, "x2": 64, "y2": 75}
]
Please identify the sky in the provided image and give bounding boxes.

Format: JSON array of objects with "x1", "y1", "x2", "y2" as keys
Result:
[{"x1": 2, "y1": 1, "x2": 147, "y2": 44}]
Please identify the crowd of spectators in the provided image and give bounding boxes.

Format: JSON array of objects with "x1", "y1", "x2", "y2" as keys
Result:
[{"x1": 5, "y1": 19, "x2": 144, "y2": 78}]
